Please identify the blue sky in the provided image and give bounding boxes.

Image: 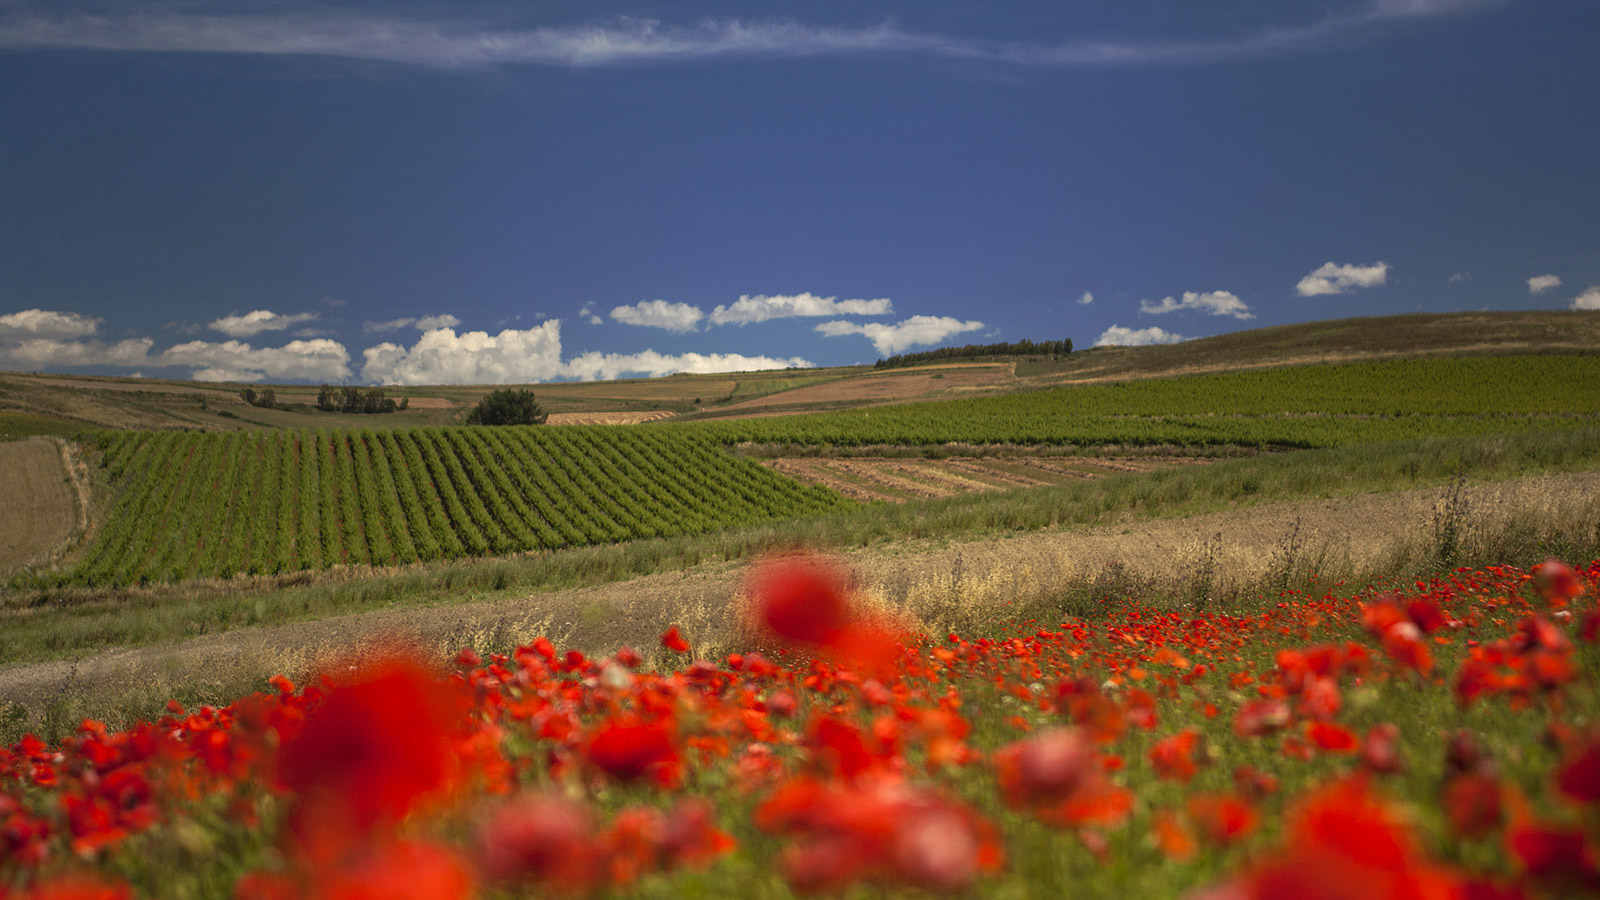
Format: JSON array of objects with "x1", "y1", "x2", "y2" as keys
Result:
[{"x1": 0, "y1": 0, "x2": 1596, "y2": 384}]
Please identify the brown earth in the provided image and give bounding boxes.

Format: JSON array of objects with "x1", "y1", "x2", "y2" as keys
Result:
[
  {"x1": 4, "y1": 468, "x2": 1596, "y2": 717},
  {"x1": 765, "y1": 455, "x2": 1216, "y2": 503},
  {"x1": 545, "y1": 411, "x2": 678, "y2": 426},
  {"x1": 400, "y1": 397, "x2": 458, "y2": 410},
  {"x1": 0, "y1": 439, "x2": 81, "y2": 574},
  {"x1": 706, "y1": 363, "x2": 1014, "y2": 414}
]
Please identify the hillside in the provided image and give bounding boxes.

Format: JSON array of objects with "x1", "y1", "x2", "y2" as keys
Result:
[{"x1": 1, "y1": 311, "x2": 1596, "y2": 436}]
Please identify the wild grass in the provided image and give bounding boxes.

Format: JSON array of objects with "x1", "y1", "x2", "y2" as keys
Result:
[{"x1": 3, "y1": 427, "x2": 1597, "y2": 672}]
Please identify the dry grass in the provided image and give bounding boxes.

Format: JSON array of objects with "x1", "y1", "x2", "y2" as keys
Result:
[
  {"x1": 0, "y1": 439, "x2": 81, "y2": 574},
  {"x1": 763, "y1": 454, "x2": 1216, "y2": 503}
]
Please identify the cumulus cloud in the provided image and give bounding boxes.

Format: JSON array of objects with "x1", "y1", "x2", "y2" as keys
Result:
[
  {"x1": 814, "y1": 315, "x2": 985, "y2": 356},
  {"x1": 364, "y1": 313, "x2": 462, "y2": 333},
  {"x1": 1093, "y1": 325, "x2": 1186, "y2": 347},
  {"x1": 561, "y1": 350, "x2": 811, "y2": 382},
  {"x1": 0, "y1": 337, "x2": 153, "y2": 369},
  {"x1": 710, "y1": 293, "x2": 893, "y2": 326},
  {"x1": 0, "y1": 4, "x2": 1492, "y2": 69},
  {"x1": 0, "y1": 308, "x2": 102, "y2": 338},
  {"x1": 192, "y1": 367, "x2": 265, "y2": 383},
  {"x1": 1572, "y1": 287, "x2": 1600, "y2": 311},
  {"x1": 1139, "y1": 290, "x2": 1254, "y2": 320},
  {"x1": 1077, "y1": 292, "x2": 1094, "y2": 305},
  {"x1": 161, "y1": 338, "x2": 352, "y2": 382},
  {"x1": 210, "y1": 309, "x2": 320, "y2": 338},
  {"x1": 1528, "y1": 274, "x2": 1562, "y2": 295},
  {"x1": 610, "y1": 300, "x2": 704, "y2": 333},
  {"x1": 361, "y1": 322, "x2": 564, "y2": 385},
  {"x1": 1295, "y1": 261, "x2": 1390, "y2": 296}
]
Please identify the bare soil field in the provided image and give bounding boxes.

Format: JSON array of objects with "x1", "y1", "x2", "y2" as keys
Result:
[
  {"x1": 0, "y1": 439, "x2": 80, "y2": 574},
  {"x1": 706, "y1": 363, "x2": 1014, "y2": 414},
  {"x1": 6, "y1": 468, "x2": 1595, "y2": 717},
  {"x1": 545, "y1": 410, "x2": 677, "y2": 426},
  {"x1": 764, "y1": 455, "x2": 1214, "y2": 502}
]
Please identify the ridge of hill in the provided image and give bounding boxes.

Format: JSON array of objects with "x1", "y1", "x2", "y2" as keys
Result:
[{"x1": 0, "y1": 310, "x2": 1594, "y2": 436}]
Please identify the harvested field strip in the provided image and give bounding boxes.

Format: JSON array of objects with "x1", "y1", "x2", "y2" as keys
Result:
[
  {"x1": 764, "y1": 455, "x2": 1217, "y2": 503},
  {"x1": 0, "y1": 439, "x2": 78, "y2": 574}
]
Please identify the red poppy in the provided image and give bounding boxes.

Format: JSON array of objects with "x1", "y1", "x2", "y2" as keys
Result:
[
  {"x1": 1361, "y1": 723, "x2": 1403, "y2": 774},
  {"x1": 276, "y1": 655, "x2": 462, "y2": 845},
  {"x1": 660, "y1": 626, "x2": 690, "y2": 654},
  {"x1": 475, "y1": 793, "x2": 598, "y2": 890},
  {"x1": 750, "y1": 556, "x2": 851, "y2": 646},
  {"x1": 1556, "y1": 731, "x2": 1600, "y2": 804},
  {"x1": 1443, "y1": 774, "x2": 1504, "y2": 839},
  {"x1": 586, "y1": 718, "x2": 681, "y2": 786}
]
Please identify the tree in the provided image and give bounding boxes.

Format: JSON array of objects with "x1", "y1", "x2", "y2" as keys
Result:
[{"x1": 466, "y1": 388, "x2": 548, "y2": 426}]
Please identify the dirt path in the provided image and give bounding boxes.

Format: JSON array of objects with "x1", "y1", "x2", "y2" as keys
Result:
[
  {"x1": 0, "y1": 439, "x2": 81, "y2": 575},
  {"x1": 2, "y1": 469, "x2": 1597, "y2": 716}
]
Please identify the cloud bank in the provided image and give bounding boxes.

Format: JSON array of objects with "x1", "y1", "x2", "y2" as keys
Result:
[
  {"x1": 1295, "y1": 261, "x2": 1390, "y2": 297},
  {"x1": 562, "y1": 350, "x2": 812, "y2": 382},
  {"x1": 815, "y1": 315, "x2": 984, "y2": 356},
  {"x1": 1572, "y1": 287, "x2": 1600, "y2": 311},
  {"x1": 1094, "y1": 325, "x2": 1186, "y2": 347},
  {"x1": 0, "y1": 308, "x2": 102, "y2": 339},
  {"x1": 210, "y1": 309, "x2": 320, "y2": 338},
  {"x1": 709, "y1": 293, "x2": 893, "y2": 326},
  {"x1": 610, "y1": 300, "x2": 705, "y2": 333},
  {"x1": 0, "y1": 2, "x2": 1493, "y2": 70},
  {"x1": 363, "y1": 314, "x2": 463, "y2": 334},
  {"x1": 1139, "y1": 290, "x2": 1253, "y2": 320}
]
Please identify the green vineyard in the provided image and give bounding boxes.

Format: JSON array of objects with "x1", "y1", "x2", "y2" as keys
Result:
[
  {"x1": 52, "y1": 427, "x2": 849, "y2": 587},
  {"x1": 680, "y1": 355, "x2": 1600, "y2": 447}
]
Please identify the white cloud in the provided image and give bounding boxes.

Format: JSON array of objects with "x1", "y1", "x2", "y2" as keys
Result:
[
  {"x1": 1139, "y1": 290, "x2": 1254, "y2": 320},
  {"x1": 609, "y1": 299, "x2": 704, "y2": 333},
  {"x1": 1571, "y1": 287, "x2": 1600, "y2": 311},
  {"x1": 0, "y1": 337, "x2": 153, "y2": 369},
  {"x1": 1528, "y1": 274, "x2": 1562, "y2": 295},
  {"x1": 0, "y1": 4, "x2": 1491, "y2": 69},
  {"x1": 710, "y1": 292, "x2": 893, "y2": 326},
  {"x1": 191, "y1": 367, "x2": 265, "y2": 383},
  {"x1": 562, "y1": 350, "x2": 811, "y2": 382},
  {"x1": 415, "y1": 313, "x2": 461, "y2": 331},
  {"x1": 161, "y1": 338, "x2": 352, "y2": 382},
  {"x1": 210, "y1": 309, "x2": 319, "y2": 338},
  {"x1": 1094, "y1": 325, "x2": 1186, "y2": 347},
  {"x1": 361, "y1": 322, "x2": 564, "y2": 385},
  {"x1": 814, "y1": 315, "x2": 985, "y2": 356},
  {"x1": 1448, "y1": 272, "x2": 1473, "y2": 284},
  {"x1": 0, "y1": 308, "x2": 102, "y2": 338},
  {"x1": 1077, "y1": 292, "x2": 1094, "y2": 305},
  {"x1": 364, "y1": 313, "x2": 464, "y2": 333},
  {"x1": 1295, "y1": 261, "x2": 1390, "y2": 296}
]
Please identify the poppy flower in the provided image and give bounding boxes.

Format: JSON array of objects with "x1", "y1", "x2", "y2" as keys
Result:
[
  {"x1": 660, "y1": 626, "x2": 690, "y2": 654},
  {"x1": 1186, "y1": 794, "x2": 1259, "y2": 845},
  {"x1": 1443, "y1": 774, "x2": 1504, "y2": 839},
  {"x1": 749, "y1": 556, "x2": 852, "y2": 646},
  {"x1": 1556, "y1": 731, "x2": 1600, "y2": 804},
  {"x1": 586, "y1": 718, "x2": 681, "y2": 786},
  {"x1": 475, "y1": 793, "x2": 598, "y2": 890},
  {"x1": 276, "y1": 655, "x2": 462, "y2": 845},
  {"x1": 1361, "y1": 723, "x2": 1403, "y2": 774}
]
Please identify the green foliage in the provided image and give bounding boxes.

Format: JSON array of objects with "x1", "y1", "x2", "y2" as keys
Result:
[
  {"x1": 238, "y1": 387, "x2": 276, "y2": 409},
  {"x1": 465, "y1": 388, "x2": 549, "y2": 426},
  {"x1": 874, "y1": 337, "x2": 1073, "y2": 369},
  {"x1": 315, "y1": 385, "x2": 397, "y2": 414},
  {"x1": 682, "y1": 355, "x2": 1600, "y2": 448},
  {"x1": 43, "y1": 426, "x2": 851, "y2": 587}
]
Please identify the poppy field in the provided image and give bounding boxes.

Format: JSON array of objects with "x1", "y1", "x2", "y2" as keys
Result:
[{"x1": 3, "y1": 554, "x2": 1600, "y2": 898}]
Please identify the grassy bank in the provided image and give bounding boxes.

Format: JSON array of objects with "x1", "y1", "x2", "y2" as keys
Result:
[{"x1": 3, "y1": 427, "x2": 1598, "y2": 672}]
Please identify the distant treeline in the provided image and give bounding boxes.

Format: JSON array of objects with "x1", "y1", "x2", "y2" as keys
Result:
[
  {"x1": 316, "y1": 385, "x2": 408, "y2": 414},
  {"x1": 874, "y1": 338, "x2": 1073, "y2": 370}
]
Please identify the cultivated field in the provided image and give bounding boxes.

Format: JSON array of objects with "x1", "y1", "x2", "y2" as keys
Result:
[{"x1": 2, "y1": 312, "x2": 1600, "y2": 899}]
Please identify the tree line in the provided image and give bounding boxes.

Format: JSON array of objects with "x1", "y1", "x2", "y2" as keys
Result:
[{"x1": 873, "y1": 338, "x2": 1073, "y2": 369}]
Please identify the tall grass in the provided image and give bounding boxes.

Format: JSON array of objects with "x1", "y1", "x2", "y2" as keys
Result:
[{"x1": 2, "y1": 428, "x2": 1597, "y2": 671}]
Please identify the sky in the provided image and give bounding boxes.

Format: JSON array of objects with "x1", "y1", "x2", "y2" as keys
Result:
[{"x1": 0, "y1": 0, "x2": 1596, "y2": 385}]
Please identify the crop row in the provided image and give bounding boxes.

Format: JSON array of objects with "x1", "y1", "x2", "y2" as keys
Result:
[
  {"x1": 59, "y1": 427, "x2": 849, "y2": 587},
  {"x1": 671, "y1": 355, "x2": 1600, "y2": 447}
]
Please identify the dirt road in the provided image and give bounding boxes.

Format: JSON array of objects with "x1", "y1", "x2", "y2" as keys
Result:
[{"x1": 2, "y1": 469, "x2": 1596, "y2": 717}]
